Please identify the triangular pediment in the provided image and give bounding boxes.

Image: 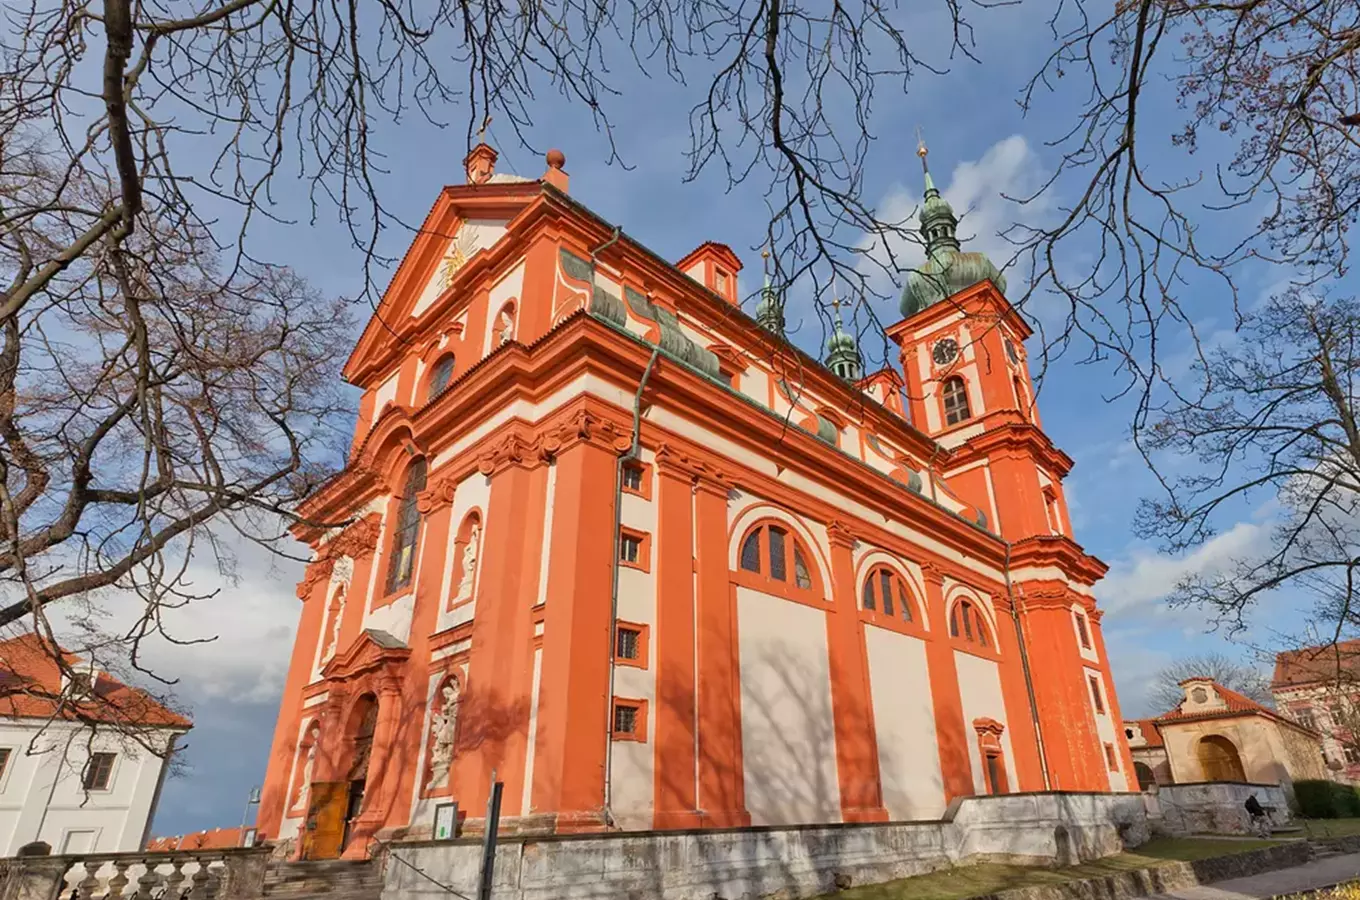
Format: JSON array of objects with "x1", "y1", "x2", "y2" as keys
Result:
[
  {"x1": 322, "y1": 628, "x2": 411, "y2": 682},
  {"x1": 343, "y1": 182, "x2": 545, "y2": 385}
]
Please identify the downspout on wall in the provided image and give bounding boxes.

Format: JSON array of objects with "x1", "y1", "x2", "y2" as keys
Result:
[{"x1": 1004, "y1": 540, "x2": 1051, "y2": 790}]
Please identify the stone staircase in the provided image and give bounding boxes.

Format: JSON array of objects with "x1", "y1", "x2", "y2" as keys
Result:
[{"x1": 262, "y1": 859, "x2": 384, "y2": 900}]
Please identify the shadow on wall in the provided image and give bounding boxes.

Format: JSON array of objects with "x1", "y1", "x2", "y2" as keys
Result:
[{"x1": 631, "y1": 638, "x2": 916, "y2": 900}]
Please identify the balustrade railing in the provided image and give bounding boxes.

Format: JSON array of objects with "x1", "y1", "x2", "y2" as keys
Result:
[{"x1": 0, "y1": 847, "x2": 269, "y2": 900}]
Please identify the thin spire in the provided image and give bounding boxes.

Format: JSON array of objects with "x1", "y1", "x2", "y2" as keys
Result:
[{"x1": 916, "y1": 126, "x2": 937, "y2": 195}]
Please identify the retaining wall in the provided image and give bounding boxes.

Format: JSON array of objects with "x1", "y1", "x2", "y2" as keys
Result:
[
  {"x1": 383, "y1": 792, "x2": 1150, "y2": 900},
  {"x1": 1145, "y1": 782, "x2": 1292, "y2": 835}
]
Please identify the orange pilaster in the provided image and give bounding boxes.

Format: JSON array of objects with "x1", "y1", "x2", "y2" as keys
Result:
[
  {"x1": 652, "y1": 452, "x2": 700, "y2": 828},
  {"x1": 1018, "y1": 596, "x2": 1106, "y2": 790},
  {"x1": 257, "y1": 561, "x2": 331, "y2": 839},
  {"x1": 694, "y1": 474, "x2": 749, "y2": 828},
  {"x1": 992, "y1": 600, "x2": 1044, "y2": 791},
  {"x1": 452, "y1": 444, "x2": 544, "y2": 813},
  {"x1": 922, "y1": 568, "x2": 974, "y2": 801},
  {"x1": 381, "y1": 478, "x2": 457, "y2": 831},
  {"x1": 529, "y1": 437, "x2": 617, "y2": 829},
  {"x1": 825, "y1": 524, "x2": 888, "y2": 822}
]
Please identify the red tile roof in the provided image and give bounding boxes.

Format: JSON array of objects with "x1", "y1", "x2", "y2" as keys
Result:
[
  {"x1": 1153, "y1": 679, "x2": 1314, "y2": 735},
  {"x1": 148, "y1": 828, "x2": 245, "y2": 851},
  {"x1": 1128, "y1": 718, "x2": 1165, "y2": 747},
  {"x1": 1272, "y1": 640, "x2": 1360, "y2": 691},
  {"x1": 0, "y1": 633, "x2": 190, "y2": 729}
]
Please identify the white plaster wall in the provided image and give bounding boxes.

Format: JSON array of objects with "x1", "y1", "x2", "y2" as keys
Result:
[
  {"x1": 522, "y1": 649, "x2": 544, "y2": 816},
  {"x1": 0, "y1": 721, "x2": 176, "y2": 854},
  {"x1": 736, "y1": 587, "x2": 841, "y2": 826},
  {"x1": 610, "y1": 449, "x2": 658, "y2": 829},
  {"x1": 955, "y1": 651, "x2": 1015, "y2": 796},
  {"x1": 1084, "y1": 666, "x2": 1125, "y2": 791},
  {"x1": 482, "y1": 259, "x2": 527, "y2": 354},
  {"x1": 736, "y1": 366, "x2": 768, "y2": 405},
  {"x1": 435, "y1": 470, "x2": 493, "y2": 634},
  {"x1": 373, "y1": 370, "x2": 400, "y2": 419},
  {"x1": 363, "y1": 586, "x2": 416, "y2": 645},
  {"x1": 864, "y1": 626, "x2": 945, "y2": 819}
]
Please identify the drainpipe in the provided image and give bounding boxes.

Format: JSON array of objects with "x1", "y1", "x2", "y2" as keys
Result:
[
  {"x1": 603, "y1": 348, "x2": 660, "y2": 825},
  {"x1": 1005, "y1": 539, "x2": 1051, "y2": 790}
]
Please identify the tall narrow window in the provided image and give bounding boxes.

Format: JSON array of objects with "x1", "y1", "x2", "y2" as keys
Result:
[
  {"x1": 386, "y1": 459, "x2": 428, "y2": 593},
  {"x1": 1074, "y1": 611, "x2": 1092, "y2": 650},
  {"x1": 427, "y1": 355, "x2": 455, "y2": 400},
  {"x1": 942, "y1": 376, "x2": 971, "y2": 425},
  {"x1": 768, "y1": 527, "x2": 788, "y2": 582},
  {"x1": 1104, "y1": 742, "x2": 1119, "y2": 771},
  {"x1": 1089, "y1": 674, "x2": 1106, "y2": 714},
  {"x1": 740, "y1": 530, "x2": 762, "y2": 573}
]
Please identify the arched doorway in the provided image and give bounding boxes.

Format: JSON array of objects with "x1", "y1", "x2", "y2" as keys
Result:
[
  {"x1": 1134, "y1": 762, "x2": 1157, "y2": 791},
  {"x1": 342, "y1": 694, "x2": 379, "y2": 849},
  {"x1": 1197, "y1": 735, "x2": 1246, "y2": 782}
]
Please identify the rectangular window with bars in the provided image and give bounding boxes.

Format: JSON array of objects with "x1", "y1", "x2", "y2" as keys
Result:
[
  {"x1": 616, "y1": 627, "x2": 639, "y2": 661},
  {"x1": 611, "y1": 699, "x2": 646, "y2": 741},
  {"x1": 84, "y1": 752, "x2": 116, "y2": 791}
]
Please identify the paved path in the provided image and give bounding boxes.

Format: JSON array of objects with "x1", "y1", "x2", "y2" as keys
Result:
[{"x1": 1152, "y1": 852, "x2": 1360, "y2": 900}]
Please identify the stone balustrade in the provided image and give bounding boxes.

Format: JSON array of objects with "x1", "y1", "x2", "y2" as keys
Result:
[{"x1": 0, "y1": 848, "x2": 269, "y2": 900}]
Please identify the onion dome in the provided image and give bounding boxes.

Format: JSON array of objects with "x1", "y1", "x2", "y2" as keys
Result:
[
  {"x1": 755, "y1": 250, "x2": 786, "y2": 334},
  {"x1": 901, "y1": 141, "x2": 1007, "y2": 318},
  {"x1": 824, "y1": 296, "x2": 863, "y2": 380}
]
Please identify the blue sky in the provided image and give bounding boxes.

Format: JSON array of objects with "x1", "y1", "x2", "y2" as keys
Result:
[{"x1": 122, "y1": 2, "x2": 1330, "y2": 836}]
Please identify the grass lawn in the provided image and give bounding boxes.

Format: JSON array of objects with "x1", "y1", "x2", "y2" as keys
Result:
[
  {"x1": 1300, "y1": 819, "x2": 1360, "y2": 838},
  {"x1": 817, "y1": 837, "x2": 1283, "y2": 900}
]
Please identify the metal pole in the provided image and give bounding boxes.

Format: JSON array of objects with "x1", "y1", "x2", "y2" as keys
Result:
[{"x1": 477, "y1": 771, "x2": 503, "y2": 900}]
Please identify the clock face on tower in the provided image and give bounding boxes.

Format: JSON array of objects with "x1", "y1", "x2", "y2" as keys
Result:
[{"x1": 932, "y1": 338, "x2": 959, "y2": 366}]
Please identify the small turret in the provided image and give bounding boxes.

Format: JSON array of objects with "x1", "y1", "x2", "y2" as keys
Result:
[
  {"x1": 824, "y1": 294, "x2": 863, "y2": 381},
  {"x1": 755, "y1": 250, "x2": 786, "y2": 334}
]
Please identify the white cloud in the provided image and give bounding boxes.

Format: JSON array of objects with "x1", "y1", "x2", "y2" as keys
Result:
[
  {"x1": 1098, "y1": 521, "x2": 1268, "y2": 620},
  {"x1": 861, "y1": 134, "x2": 1051, "y2": 298},
  {"x1": 44, "y1": 528, "x2": 304, "y2": 709}
]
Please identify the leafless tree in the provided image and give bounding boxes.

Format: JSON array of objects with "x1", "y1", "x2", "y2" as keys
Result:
[
  {"x1": 1149, "y1": 653, "x2": 1274, "y2": 713},
  {"x1": 1013, "y1": 0, "x2": 1360, "y2": 385},
  {"x1": 1135, "y1": 289, "x2": 1360, "y2": 642}
]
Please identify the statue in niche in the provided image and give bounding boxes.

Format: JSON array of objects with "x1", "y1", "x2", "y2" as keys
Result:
[
  {"x1": 425, "y1": 680, "x2": 460, "y2": 792},
  {"x1": 495, "y1": 308, "x2": 515, "y2": 346},
  {"x1": 322, "y1": 585, "x2": 346, "y2": 661},
  {"x1": 292, "y1": 724, "x2": 320, "y2": 811},
  {"x1": 453, "y1": 525, "x2": 479, "y2": 603}
]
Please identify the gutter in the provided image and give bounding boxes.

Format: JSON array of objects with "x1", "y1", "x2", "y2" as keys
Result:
[{"x1": 1005, "y1": 540, "x2": 1051, "y2": 790}]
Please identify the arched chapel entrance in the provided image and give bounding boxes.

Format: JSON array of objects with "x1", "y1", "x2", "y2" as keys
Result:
[
  {"x1": 342, "y1": 694, "x2": 379, "y2": 848},
  {"x1": 1197, "y1": 735, "x2": 1246, "y2": 782}
]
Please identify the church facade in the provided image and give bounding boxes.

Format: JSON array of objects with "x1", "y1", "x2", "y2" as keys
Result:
[{"x1": 257, "y1": 142, "x2": 1136, "y2": 860}]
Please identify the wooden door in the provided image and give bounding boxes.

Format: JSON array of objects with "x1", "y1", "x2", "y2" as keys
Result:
[{"x1": 303, "y1": 782, "x2": 349, "y2": 860}]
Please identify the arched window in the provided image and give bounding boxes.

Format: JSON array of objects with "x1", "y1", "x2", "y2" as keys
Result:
[
  {"x1": 949, "y1": 598, "x2": 991, "y2": 648},
  {"x1": 942, "y1": 376, "x2": 971, "y2": 425},
  {"x1": 427, "y1": 355, "x2": 455, "y2": 401},
  {"x1": 386, "y1": 459, "x2": 428, "y2": 593},
  {"x1": 738, "y1": 522, "x2": 814, "y2": 591},
  {"x1": 861, "y1": 565, "x2": 915, "y2": 622}
]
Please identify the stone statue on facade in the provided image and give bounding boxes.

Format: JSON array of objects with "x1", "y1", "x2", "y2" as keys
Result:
[
  {"x1": 453, "y1": 526, "x2": 479, "y2": 604},
  {"x1": 292, "y1": 725, "x2": 320, "y2": 811},
  {"x1": 425, "y1": 681, "x2": 460, "y2": 792}
]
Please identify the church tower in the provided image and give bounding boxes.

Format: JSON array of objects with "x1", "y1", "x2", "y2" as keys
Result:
[{"x1": 887, "y1": 140, "x2": 1133, "y2": 793}]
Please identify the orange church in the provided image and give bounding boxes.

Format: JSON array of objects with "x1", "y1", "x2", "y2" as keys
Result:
[{"x1": 257, "y1": 141, "x2": 1136, "y2": 861}]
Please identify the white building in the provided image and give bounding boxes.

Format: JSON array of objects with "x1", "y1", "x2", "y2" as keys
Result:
[{"x1": 0, "y1": 633, "x2": 190, "y2": 855}]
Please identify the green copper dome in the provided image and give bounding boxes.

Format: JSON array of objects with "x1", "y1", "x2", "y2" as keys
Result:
[
  {"x1": 824, "y1": 299, "x2": 863, "y2": 380},
  {"x1": 755, "y1": 254, "x2": 786, "y2": 334},
  {"x1": 900, "y1": 151, "x2": 1007, "y2": 317}
]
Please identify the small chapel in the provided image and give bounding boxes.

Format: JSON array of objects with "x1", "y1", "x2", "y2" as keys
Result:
[{"x1": 257, "y1": 140, "x2": 1136, "y2": 860}]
